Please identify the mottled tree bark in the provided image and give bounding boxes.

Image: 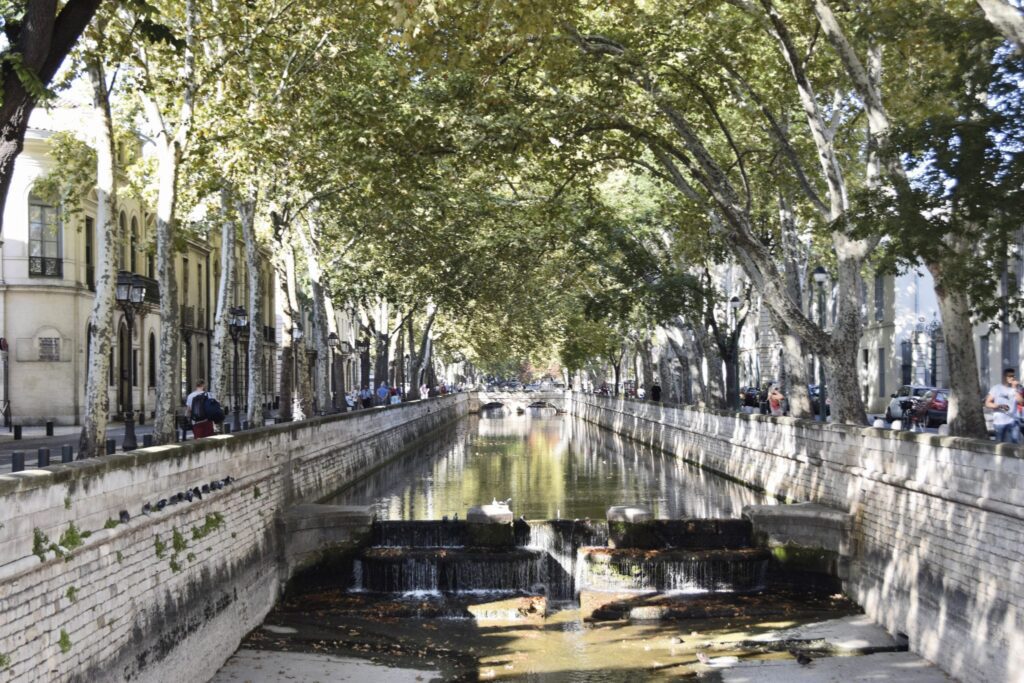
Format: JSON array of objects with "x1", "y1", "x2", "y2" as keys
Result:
[
  {"x1": 210, "y1": 188, "x2": 235, "y2": 400},
  {"x1": 932, "y1": 266, "x2": 988, "y2": 437},
  {"x1": 78, "y1": 58, "x2": 117, "y2": 458},
  {"x1": 239, "y1": 196, "x2": 263, "y2": 425}
]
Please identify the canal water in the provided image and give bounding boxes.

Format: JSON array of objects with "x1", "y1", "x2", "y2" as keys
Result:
[
  {"x1": 213, "y1": 411, "x2": 861, "y2": 683},
  {"x1": 325, "y1": 410, "x2": 770, "y2": 520}
]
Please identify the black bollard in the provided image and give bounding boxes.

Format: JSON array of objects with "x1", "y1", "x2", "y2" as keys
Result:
[
  {"x1": 222, "y1": 423, "x2": 231, "y2": 434},
  {"x1": 105, "y1": 439, "x2": 116, "y2": 455},
  {"x1": 143, "y1": 434, "x2": 154, "y2": 448},
  {"x1": 11, "y1": 451, "x2": 24, "y2": 472},
  {"x1": 13, "y1": 425, "x2": 21, "y2": 440},
  {"x1": 138, "y1": 412, "x2": 145, "y2": 425},
  {"x1": 37, "y1": 447, "x2": 50, "y2": 467},
  {"x1": 61, "y1": 445, "x2": 73, "y2": 463},
  {"x1": 45, "y1": 420, "x2": 54, "y2": 436},
  {"x1": 242, "y1": 420, "x2": 250, "y2": 431}
]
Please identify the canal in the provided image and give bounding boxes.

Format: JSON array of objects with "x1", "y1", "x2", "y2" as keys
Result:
[{"x1": 212, "y1": 411, "x2": 861, "y2": 682}]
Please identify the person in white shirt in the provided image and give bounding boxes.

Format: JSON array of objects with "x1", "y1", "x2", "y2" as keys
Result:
[{"x1": 985, "y1": 368, "x2": 1024, "y2": 443}]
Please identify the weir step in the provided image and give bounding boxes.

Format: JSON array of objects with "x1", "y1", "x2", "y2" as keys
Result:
[
  {"x1": 355, "y1": 547, "x2": 547, "y2": 593},
  {"x1": 575, "y1": 547, "x2": 770, "y2": 593}
]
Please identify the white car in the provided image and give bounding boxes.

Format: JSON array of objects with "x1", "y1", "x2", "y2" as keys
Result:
[{"x1": 885, "y1": 385, "x2": 935, "y2": 421}]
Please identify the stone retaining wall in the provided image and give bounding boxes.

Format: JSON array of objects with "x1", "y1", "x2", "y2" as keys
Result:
[
  {"x1": 0, "y1": 395, "x2": 466, "y2": 683},
  {"x1": 570, "y1": 393, "x2": 1023, "y2": 683}
]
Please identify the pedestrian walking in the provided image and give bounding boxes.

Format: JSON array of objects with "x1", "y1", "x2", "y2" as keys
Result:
[
  {"x1": 376, "y1": 382, "x2": 390, "y2": 405},
  {"x1": 768, "y1": 385, "x2": 785, "y2": 417},
  {"x1": 359, "y1": 385, "x2": 373, "y2": 409},
  {"x1": 985, "y1": 368, "x2": 1024, "y2": 443},
  {"x1": 185, "y1": 380, "x2": 217, "y2": 439},
  {"x1": 650, "y1": 382, "x2": 661, "y2": 402}
]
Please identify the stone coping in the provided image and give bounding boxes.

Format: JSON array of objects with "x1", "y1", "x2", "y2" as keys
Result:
[
  {"x1": 579, "y1": 393, "x2": 1024, "y2": 459},
  {"x1": 0, "y1": 395, "x2": 463, "y2": 497}
]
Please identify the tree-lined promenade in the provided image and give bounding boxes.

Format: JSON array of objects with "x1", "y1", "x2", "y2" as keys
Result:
[{"x1": 0, "y1": 0, "x2": 1022, "y2": 450}]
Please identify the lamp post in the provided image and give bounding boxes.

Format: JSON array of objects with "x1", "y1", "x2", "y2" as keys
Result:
[
  {"x1": 340, "y1": 340, "x2": 352, "y2": 410},
  {"x1": 729, "y1": 295, "x2": 742, "y2": 409},
  {"x1": 228, "y1": 306, "x2": 247, "y2": 432},
  {"x1": 327, "y1": 332, "x2": 340, "y2": 412},
  {"x1": 115, "y1": 272, "x2": 146, "y2": 451},
  {"x1": 813, "y1": 266, "x2": 828, "y2": 422},
  {"x1": 356, "y1": 337, "x2": 370, "y2": 395}
]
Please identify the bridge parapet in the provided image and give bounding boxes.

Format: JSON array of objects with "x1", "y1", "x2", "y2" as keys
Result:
[{"x1": 469, "y1": 390, "x2": 570, "y2": 414}]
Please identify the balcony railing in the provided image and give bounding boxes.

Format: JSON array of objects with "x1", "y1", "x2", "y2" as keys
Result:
[
  {"x1": 180, "y1": 305, "x2": 195, "y2": 328},
  {"x1": 29, "y1": 256, "x2": 62, "y2": 278}
]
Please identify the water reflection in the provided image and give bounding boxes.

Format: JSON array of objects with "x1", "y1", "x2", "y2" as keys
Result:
[{"x1": 327, "y1": 413, "x2": 770, "y2": 521}]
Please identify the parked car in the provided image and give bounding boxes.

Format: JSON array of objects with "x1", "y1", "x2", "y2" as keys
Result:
[
  {"x1": 912, "y1": 389, "x2": 949, "y2": 428},
  {"x1": 885, "y1": 385, "x2": 935, "y2": 421},
  {"x1": 739, "y1": 386, "x2": 760, "y2": 408}
]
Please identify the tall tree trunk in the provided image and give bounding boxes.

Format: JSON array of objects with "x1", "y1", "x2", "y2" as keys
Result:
[
  {"x1": 210, "y1": 188, "x2": 235, "y2": 399},
  {"x1": 152, "y1": 140, "x2": 181, "y2": 443},
  {"x1": 826, "y1": 249, "x2": 868, "y2": 423},
  {"x1": 281, "y1": 241, "x2": 310, "y2": 419},
  {"x1": 406, "y1": 305, "x2": 436, "y2": 400},
  {"x1": 657, "y1": 344, "x2": 672, "y2": 403},
  {"x1": 298, "y1": 220, "x2": 331, "y2": 414},
  {"x1": 977, "y1": 0, "x2": 1024, "y2": 53},
  {"x1": 239, "y1": 196, "x2": 263, "y2": 426},
  {"x1": 78, "y1": 58, "x2": 117, "y2": 458},
  {"x1": 271, "y1": 214, "x2": 293, "y2": 421},
  {"x1": 932, "y1": 268, "x2": 988, "y2": 437},
  {"x1": 778, "y1": 319, "x2": 813, "y2": 417},
  {"x1": 640, "y1": 336, "x2": 655, "y2": 398}
]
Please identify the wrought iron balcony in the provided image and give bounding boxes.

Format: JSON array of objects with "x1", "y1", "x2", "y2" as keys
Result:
[
  {"x1": 29, "y1": 256, "x2": 62, "y2": 278},
  {"x1": 180, "y1": 305, "x2": 195, "y2": 328}
]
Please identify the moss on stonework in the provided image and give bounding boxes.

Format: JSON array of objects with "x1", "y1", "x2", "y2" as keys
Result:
[
  {"x1": 770, "y1": 545, "x2": 839, "y2": 575},
  {"x1": 64, "y1": 496, "x2": 72, "y2": 510},
  {"x1": 33, "y1": 528, "x2": 49, "y2": 561},
  {"x1": 116, "y1": 551, "x2": 124, "y2": 564},
  {"x1": 169, "y1": 557, "x2": 182, "y2": 573},
  {"x1": 192, "y1": 512, "x2": 225, "y2": 541},
  {"x1": 154, "y1": 535, "x2": 167, "y2": 558},
  {"x1": 0, "y1": 652, "x2": 9, "y2": 669},
  {"x1": 58, "y1": 629, "x2": 71, "y2": 654},
  {"x1": 65, "y1": 586, "x2": 78, "y2": 603},
  {"x1": 253, "y1": 486, "x2": 261, "y2": 499},
  {"x1": 172, "y1": 528, "x2": 188, "y2": 553},
  {"x1": 59, "y1": 523, "x2": 84, "y2": 551},
  {"x1": 104, "y1": 518, "x2": 119, "y2": 529}
]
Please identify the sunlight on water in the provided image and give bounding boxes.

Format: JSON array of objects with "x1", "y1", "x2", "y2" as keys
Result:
[{"x1": 327, "y1": 413, "x2": 770, "y2": 521}]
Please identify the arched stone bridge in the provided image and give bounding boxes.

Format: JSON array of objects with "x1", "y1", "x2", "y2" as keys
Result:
[{"x1": 468, "y1": 390, "x2": 569, "y2": 414}]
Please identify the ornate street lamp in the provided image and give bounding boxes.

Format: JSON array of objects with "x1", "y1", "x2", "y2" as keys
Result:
[
  {"x1": 812, "y1": 266, "x2": 828, "y2": 421},
  {"x1": 115, "y1": 272, "x2": 146, "y2": 451},
  {"x1": 327, "y1": 331, "x2": 340, "y2": 412},
  {"x1": 291, "y1": 324, "x2": 303, "y2": 419},
  {"x1": 228, "y1": 306, "x2": 248, "y2": 432}
]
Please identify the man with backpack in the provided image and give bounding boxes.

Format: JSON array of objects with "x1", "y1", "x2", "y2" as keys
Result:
[{"x1": 186, "y1": 379, "x2": 222, "y2": 439}]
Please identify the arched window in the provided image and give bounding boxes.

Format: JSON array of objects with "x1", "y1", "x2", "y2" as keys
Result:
[
  {"x1": 28, "y1": 193, "x2": 62, "y2": 277},
  {"x1": 148, "y1": 333, "x2": 157, "y2": 388},
  {"x1": 118, "y1": 211, "x2": 127, "y2": 270},
  {"x1": 130, "y1": 217, "x2": 139, "y2": 273}
]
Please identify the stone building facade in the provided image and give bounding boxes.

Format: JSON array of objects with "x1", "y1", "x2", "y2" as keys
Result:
[{"x1": 0, "y1": 112, "x2": 277, "y2": 425}]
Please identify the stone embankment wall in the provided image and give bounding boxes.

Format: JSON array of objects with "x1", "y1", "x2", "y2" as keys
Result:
[
  {"x1": 570, "y1": 393, "x2": 1023, "y2": 683},
  {"x1": 0, "y1": 395, "x2": 466, "y2": 683}
]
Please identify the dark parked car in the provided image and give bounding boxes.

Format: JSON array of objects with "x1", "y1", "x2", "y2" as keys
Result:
[
  {"x1": 912, "y1": 389, "x2": 949, "y2": 428},
  {"x1": 740, "y1": 386, "x2": 760, "y2": 408}
]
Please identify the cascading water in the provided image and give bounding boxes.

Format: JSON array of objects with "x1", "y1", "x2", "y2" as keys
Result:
[
  {"x1": 371, "y1": 520, "x2": 470, "y2": 548},
  {"x1": 527, "y1": 520, "x2": 608, "y2": 601},
  {"x1": 574, "y1": 547, "x2": 770, "y2": 593},
  {"x1": 359, "y1": 547, "x2": 546, "y2": 593}
]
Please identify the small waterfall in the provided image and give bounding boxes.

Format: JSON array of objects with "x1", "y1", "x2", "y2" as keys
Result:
[
  {"x1": 351, "y1": 559, "x2": 363, "y2": 592},
  {"x1": 359, "y1": 548, "x2": 546, "y2": 593},
  {"x1": 372, "y1": 521, "x2": 469, "y2": 548},
  {"x1": 528, "y1": 520, "x2": 608, "y2": 601},
  {"x1": 575, "y1": 547, "x2": 769, "y2": 593}
]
